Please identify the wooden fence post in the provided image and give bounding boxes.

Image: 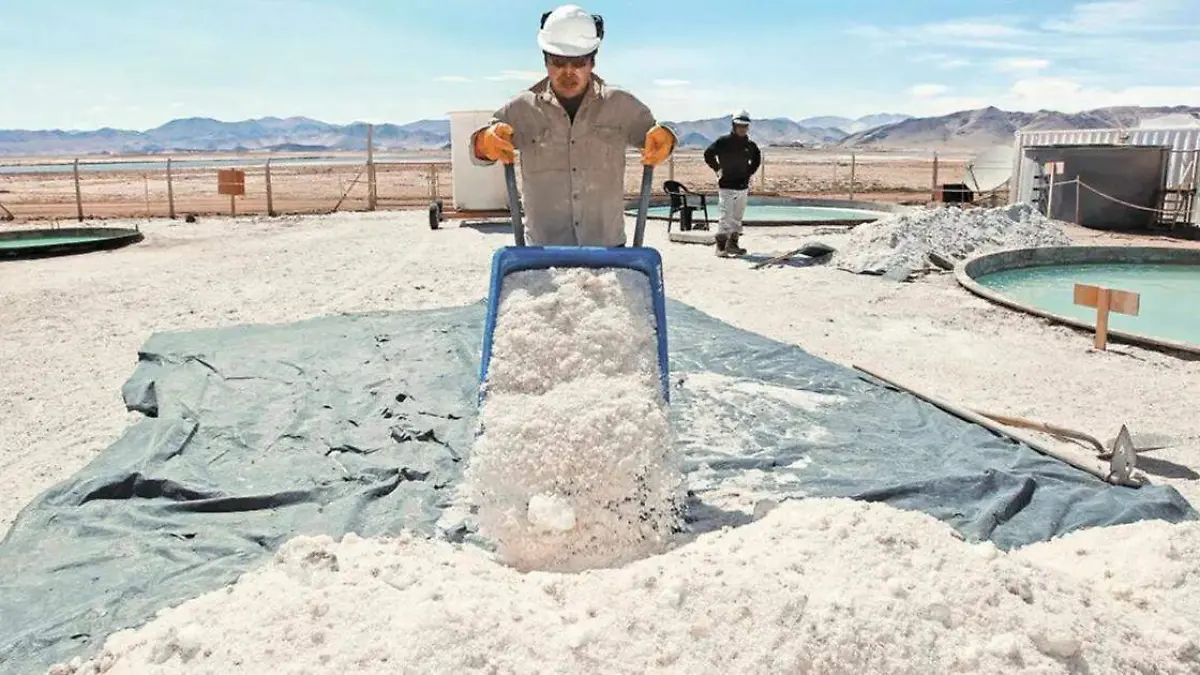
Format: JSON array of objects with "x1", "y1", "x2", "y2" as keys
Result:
[
  {"x1": 1080, "y1": 176, "x2": 1089, "y2": 223},
  {"x1": 849, "y1": 153, "x2": 857, "y2": 199},
  {"x1": 73, "y1": 159, "x2": 83, "y2": 221},
  {"x1": 367, "y1": 124, "x2": 377, "y2": 211},
  {"x1": 265, "y1": 159, "x2": 275, "y2": 216},
  {"x1": 167, "y1": 158, "x2": 176, "y2": 219},
  {"x1": 931, "y1": 152, "x2": 940, "y2": 202}
]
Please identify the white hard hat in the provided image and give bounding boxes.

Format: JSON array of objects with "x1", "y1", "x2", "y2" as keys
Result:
[
  {"x1": 732, "y1": 110, "x2": 751, "y2": 125},
  {"x1": 538, "y1": 5, "x2": 604, "y2": 57}
]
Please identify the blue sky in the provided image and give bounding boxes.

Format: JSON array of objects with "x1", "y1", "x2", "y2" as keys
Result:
[{"x1": 2, "y1": 0, "x2": 1198, "y2": 130}]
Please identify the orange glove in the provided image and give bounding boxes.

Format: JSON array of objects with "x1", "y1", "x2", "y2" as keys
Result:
[
  {"x1": 641, "y1": 125, "x2": 675, "y2": 166},
  {"x1": 474, "y1": 122, "x2": 515, "y2": 164}
]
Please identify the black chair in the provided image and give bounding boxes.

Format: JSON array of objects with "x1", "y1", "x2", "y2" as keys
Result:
[{"x1": 662, "y1": 180, "x2": 711, "y2": 232}]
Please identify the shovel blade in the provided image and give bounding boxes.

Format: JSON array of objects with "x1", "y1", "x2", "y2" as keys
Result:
[{"x1": 1107, "y1": 424, "x2": 1137, "y2": 482}]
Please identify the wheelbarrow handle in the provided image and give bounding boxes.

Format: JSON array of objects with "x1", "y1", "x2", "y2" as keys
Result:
[
  {"x1": 633, "y1": 164, "x2": 654, "y2": 247},
  {"x1": 503, "y1": 163, "x2": 525, "y2": 247}
]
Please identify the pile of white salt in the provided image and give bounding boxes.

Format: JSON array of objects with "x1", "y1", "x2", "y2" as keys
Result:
[
  {"x1": 51, "y1": 498, "x2": 1200, "y2": 674},
  {"x1": 462, "y1": 267, "x2": 684, "y2": 572},
  {"x1": 832, "y1": 202, "x2": 1074, "y2": 278}
]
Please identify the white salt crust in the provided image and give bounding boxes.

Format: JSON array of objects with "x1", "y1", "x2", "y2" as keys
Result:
[{"x1": 52, "y1": 498, "x2": 1200, "y2": 674}]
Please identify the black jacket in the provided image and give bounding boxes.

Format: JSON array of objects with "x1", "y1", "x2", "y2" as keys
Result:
[{"x1": 703, "y1": 133, "x2": 761, "y2": 190}]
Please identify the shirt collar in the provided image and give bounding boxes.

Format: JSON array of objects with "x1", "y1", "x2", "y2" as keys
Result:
[{"x1": 532, "y1": 74, "x2": 605, "y2": 109}]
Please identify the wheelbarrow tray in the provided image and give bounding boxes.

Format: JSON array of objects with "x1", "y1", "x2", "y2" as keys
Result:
[{"x1": 478, "y1": 245, "x2": 670, "y2": 403}]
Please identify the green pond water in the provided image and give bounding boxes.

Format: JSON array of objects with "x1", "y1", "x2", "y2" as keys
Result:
[
  {"x1": 0, "y1": 235, "x2": 115, "y2": 250},
  {"x1": 640, "y1": 204, "x2": 886, "y2": 222},
  {"x1": 975, "y1": 262, "x2": 1200, "y2": 347}
]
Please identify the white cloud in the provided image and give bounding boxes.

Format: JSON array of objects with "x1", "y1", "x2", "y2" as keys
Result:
[
  {"x1": 485, "y1": 70, "x2": 544, "y2": 82},
  {"x1": 849, "y1": 5, "x2": 1191, "y2": 57},
  {"x1": 1042, "y1": 0, "x2": 1193, "y2": 34},
  {"x1": 653, "y1": 79, "x2": 690, "y2": 87},
  {"x1": 433, "y1": 75, "x2": 471, "y2": 83},
  {"x1": 847, "y1": 18, "x2": 1036, "y2": 50},
  {"x1": 911, "y1": 53, "x2": 973, "y2": 69},
  {"x1": 908, "y1": 84, "x2": 950, "y2": 97},
  {"x1": 1006, "y1": 77, "x2": 1200, "y2": 110},
  {"x1": 844, "y1": 2, "x2": 1200, "y2": 120},
  {"x1": 900, "y1": 76, "x2": 1200, "y2": 117},
  {"x1": 917, "y1": 20, "x2": 1030, "y2": 40},
  {"x1": 993, "y1": 57, "x2": 1051, "y2": 72},
  {"x1": 939, "y1": 59, "x2": 973, "y2": 70}
]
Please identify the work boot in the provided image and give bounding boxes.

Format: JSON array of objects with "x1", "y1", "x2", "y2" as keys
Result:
[
  {"x1": 726, "y1": 233, "x2": 747, "y2": 256},
  {"x1": 715, "y1": 233, "x2": 729, "y2": 257}
]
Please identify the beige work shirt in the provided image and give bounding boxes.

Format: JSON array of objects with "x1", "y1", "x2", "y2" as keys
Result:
[{"x1": 472, "y1": 75, "x2": 674, "y2": 247}]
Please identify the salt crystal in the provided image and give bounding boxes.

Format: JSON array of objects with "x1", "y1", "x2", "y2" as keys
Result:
[
  {"x1": 527, "y1": 493, "x2": 577, "y2": 533},
  {"x1": 752, "y1": 499, "x2": 778, "y2": 520},
  {"x1": 1031, "y1": 629, "x2": 1082, "y2": 659},
  {"x1": 886, "y1": 577, "x2": 908, "y2": 598},
  {"x1": 986, "y1": 632, "x2": 1024, "y2": 661}
]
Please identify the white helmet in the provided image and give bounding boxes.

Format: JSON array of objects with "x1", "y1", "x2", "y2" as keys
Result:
[
  {"x1": 732, "y1": 110, "x2": 751, "y2": 125},
  {"x1": 538, "y1": 5, "x2": 604, "y2": 57}
]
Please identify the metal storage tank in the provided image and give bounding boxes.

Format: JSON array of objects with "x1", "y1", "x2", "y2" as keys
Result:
[{"x1": 448, "y1": 110, "x2": 509, "y2": 212}]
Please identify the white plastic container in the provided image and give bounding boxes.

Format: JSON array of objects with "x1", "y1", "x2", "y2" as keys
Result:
[{"x1": 448, "y1": 110, "x2": 508, "y2": 212}]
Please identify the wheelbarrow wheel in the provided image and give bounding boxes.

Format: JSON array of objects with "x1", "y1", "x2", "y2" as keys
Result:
[{"x1": 428, "y1": 201, "x2": 441, "y2": 230}]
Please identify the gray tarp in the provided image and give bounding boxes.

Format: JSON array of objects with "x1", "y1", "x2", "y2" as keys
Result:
[{"x1": 1, "y1": 300, "x2": 1194, "y2": 674}]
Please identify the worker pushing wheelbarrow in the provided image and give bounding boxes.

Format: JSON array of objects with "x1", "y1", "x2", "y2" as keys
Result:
[
  {"x1": 466, "y1": 7, "x2": 683, "y2": 565},
  {"x1": 469, "y1": 4, "x2": 677, "y2": 248}
]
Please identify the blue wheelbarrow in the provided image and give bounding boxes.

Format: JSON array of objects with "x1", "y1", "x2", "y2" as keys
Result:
[{"x1": 478, "y1": 161, "x2": 670, "y2": 403}]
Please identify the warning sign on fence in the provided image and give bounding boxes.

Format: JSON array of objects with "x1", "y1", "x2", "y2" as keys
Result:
[{"x1": 218, "y1": 169, "x2": 245, "y2": 196}]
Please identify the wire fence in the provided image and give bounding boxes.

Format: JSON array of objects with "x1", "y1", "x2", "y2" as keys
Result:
[{"x1": 0, "y1": 149, "x2": 966, "y2": 223}]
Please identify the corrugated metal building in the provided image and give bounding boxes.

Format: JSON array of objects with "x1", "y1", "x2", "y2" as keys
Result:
[{"x1": 1009, "y1": 127, "x2": 1200, "y2": 229}]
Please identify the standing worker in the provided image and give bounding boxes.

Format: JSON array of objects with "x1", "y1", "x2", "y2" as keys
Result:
[
  {"x1": 470, "y1": 5, "x2": 677, "y2": 247},
  {"x1": 703, "y1": 111, "x2": 761, "y2": 257}
]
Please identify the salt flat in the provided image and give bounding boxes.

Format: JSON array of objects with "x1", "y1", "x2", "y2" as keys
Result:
[{"x1": 2, "y1": 208, "x2": 1198, "y2": 674}]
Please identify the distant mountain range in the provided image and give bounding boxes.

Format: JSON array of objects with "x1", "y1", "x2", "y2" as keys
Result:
[
  {"x1": 1, "y1": 107, "x2": 1197, "y2": 157},
  {"x1": 0, "y1": 116, "x2": 449, "y2": 157},
  {"x1": 840, "y1": 106, "x2": 1200, "y2": 149},
  {"x1": 666, "y1": 113, "x2": 913, "y2": 148}
]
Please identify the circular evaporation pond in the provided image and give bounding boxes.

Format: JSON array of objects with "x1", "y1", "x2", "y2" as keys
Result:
[
  {"x1": 640, "y1": 204, "x2": 886, "y2": 223},
  {"x1": 0, "y1": 227, "x2": 144, "y2": 260},
  {"x1": 0, "y1": 234, "x2": 115, "y2": 250},
  {"x1": 975, "y1": 262, "x2": 1200, "y2": 347}
]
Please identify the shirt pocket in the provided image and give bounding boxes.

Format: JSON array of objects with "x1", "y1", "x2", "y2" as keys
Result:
[
  {"x1": 522, "y1": 126, "x2": 570, "y2": 174},
  {"x1": 581, "y1": 123, "x2": 626, "y2": 167}
]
